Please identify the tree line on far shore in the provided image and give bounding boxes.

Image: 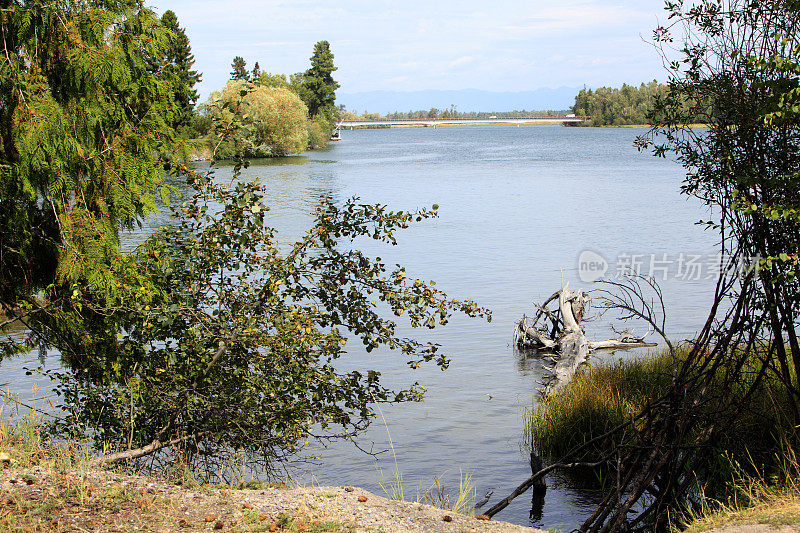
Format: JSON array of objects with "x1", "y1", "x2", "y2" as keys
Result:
[
  {"x1": 571, "y1": 80, "x2": 707, "y2": 126},
  {"x1": 338, "y1": 81, "x2": 704, "y2": 127},
  {"x1": 341, "y1": 108, "x2": 569, "y2": 121}
]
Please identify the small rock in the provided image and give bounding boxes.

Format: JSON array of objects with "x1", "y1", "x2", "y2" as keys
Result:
[
  {"x1": 0, "y1": 452, "x2": 11, "y2": 465},
  {"x1": 213, "y1": 520, "x2": 224, "y2": 530},
  {"x1": 204, "y1": 514, "x2": 217, "y2": 523},
  {"x1": 357, "y1": 495, "x2": 368, "y2": 502},
  {"x1": 269, "y1": 522, "x2": 278, "y2": 532},
  {"x1": 344, "y1": 486, "x2": 354, "y2": 492},
  {"x1": 476, "y1": 514, "x2": 490, "y2": 521},
  {"x1": 242, "y1": 502, "x2": 253, "y2": 509},
  {"x1": 442, "y1": 515, "x2": 453, "y2": 522}
]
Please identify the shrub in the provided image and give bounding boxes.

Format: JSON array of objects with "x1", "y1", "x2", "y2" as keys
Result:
[{"x1": 209, "y1": 80, "x2": 309, "y2": 159}]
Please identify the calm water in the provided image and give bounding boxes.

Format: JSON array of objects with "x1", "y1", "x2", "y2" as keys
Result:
[{"x1": 1, "y1": 125, "x2": 717, "y2": 531}]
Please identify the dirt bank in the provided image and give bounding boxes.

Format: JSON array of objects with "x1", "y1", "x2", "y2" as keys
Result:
[{"x1": 0, "y1": 463, "x2": 542, "y2": 532}]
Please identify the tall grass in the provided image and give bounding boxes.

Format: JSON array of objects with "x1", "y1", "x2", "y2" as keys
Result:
[
  {"x1": 684, "y1": 442, "x2": 800, "y2": 531},
  {"x1": 420, "y1": 469, "x2": 477, "y2": 515},
  {"x1": 372, "y1": 398, "x2": 476, "y2": 513},
  {"x1": 525, "y1": 350, "x2": 674, "y2": 459},
  {"x1": 526, "y1": 348, "x2": 796, "y2": 481}
]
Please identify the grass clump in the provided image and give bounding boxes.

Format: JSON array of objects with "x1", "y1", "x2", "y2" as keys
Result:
[
  {"x1": 377, "y1": 464, "x2": 477, "y2": 514},
  {"x1": 525, "y1": 350, "x2": 674, "y2": 459},
  {"x1": 683, "y1": 449, "x2": 800, "y2": 531},
  {"x1": 526, "y1": 347, "x2": 795, "y2": 476}
]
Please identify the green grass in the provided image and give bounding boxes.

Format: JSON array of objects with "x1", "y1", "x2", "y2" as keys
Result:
[
  {"x1": 526, "y1": 347, "x2": 796, "y2": 483},
  {"x1": 682, "y1": 448, "x2": 800, "y2": 531},
  {"x1": 525, "y1": 350, "x2": 674, "y2": 459}
]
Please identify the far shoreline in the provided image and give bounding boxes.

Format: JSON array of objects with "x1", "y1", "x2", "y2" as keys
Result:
[{"x1": 338, "y1": 122, "x2": 708, "y2": 130}]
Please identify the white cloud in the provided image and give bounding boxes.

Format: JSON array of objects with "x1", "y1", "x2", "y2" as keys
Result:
[{"x1": 151, "y1": 0, "x2": 670, "y2": 96}]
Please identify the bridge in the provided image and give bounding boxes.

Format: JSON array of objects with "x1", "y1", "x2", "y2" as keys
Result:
[{"x1": 337, "y1": 116, "x2": 584, "y2": 128}]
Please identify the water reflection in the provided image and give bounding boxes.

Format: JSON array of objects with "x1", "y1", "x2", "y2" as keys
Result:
[{"x1": 514, "y1": 347, "x2": 549, "y2": 373}]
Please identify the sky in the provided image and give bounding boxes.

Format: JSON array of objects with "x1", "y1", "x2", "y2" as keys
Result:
[{"x1": 148, "y1": 0, "x2": 672, "y2": 101}]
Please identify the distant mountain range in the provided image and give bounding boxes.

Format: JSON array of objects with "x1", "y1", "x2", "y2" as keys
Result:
[{"x1": 337, "y1": 87, "x2": 581, "y2": 115}]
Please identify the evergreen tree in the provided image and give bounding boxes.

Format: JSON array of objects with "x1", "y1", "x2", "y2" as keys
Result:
[
  {"x1": 160, "y1": 10, "x2": 202, "y2": 132},
  {"x1": 0, "y1": 0, "x2": 180, "y2": 313},
  {"x1": 301, "y1": 41, "x2": 340, "y2": 117},
  {"x1": 251, "y1": 61, "x2": 262, "y2": 80},
  {"x1": 231, "y1": 56, "x2": 249, "y2": 80}
]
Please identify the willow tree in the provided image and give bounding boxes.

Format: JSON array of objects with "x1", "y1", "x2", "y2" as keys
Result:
[{"x1": 208, "y1": 79, "x2": 310, "y2": 158}]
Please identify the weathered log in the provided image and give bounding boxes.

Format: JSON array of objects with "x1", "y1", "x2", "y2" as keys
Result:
[
  {"x1": 542, "y1": 284, "x2": 591, "y2": 395},
  {"x1": 587, "y1": 339, "x2": 657, "y2": 350},
  {"x1": 544, "y1": 330, "x2": 589, "y2": 395},
  {"x1": 514, "y1": 317, "x2": 557, "y2": 350},
  {"x1": 515, "y1": 283, "x2": 657, "y2": 396}
]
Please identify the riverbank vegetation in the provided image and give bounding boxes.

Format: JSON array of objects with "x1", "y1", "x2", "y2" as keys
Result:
[
  {"x1": 189, "y1": 43, "x2": 340, "y2": 160},
  {"x1": 570, "y1": 81, "x2": 666, "y2": 125},
  {"x1": 527, "y1": 348, "x2": 796, "y2": 495},
  {"x1": 569, "y1": 80, "x2": 708, "y2": 126},
  {"x1": 520, "y1": 1, "x2": 800, "y2": 530},
  {"x1": 0, "y1": 0, "x2": 488, "y2": 481}
]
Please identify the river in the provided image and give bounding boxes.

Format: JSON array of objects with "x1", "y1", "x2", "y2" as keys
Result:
[{"x1": 1, "y1": 125, "x2": 718, "y2": 531}]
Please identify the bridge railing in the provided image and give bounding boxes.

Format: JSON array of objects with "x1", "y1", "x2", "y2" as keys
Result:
[{"x1": 338, "y1": 116, "x2": 588, "y2": 123}]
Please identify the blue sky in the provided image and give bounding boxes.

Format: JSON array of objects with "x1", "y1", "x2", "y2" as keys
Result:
[{"x1": 149, "y1": 0, "x2": 671, "y2": 100}]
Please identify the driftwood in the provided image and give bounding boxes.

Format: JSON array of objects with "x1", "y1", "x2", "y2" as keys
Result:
[
  {"x1": 514, "y1": 283, "x2": 656, "y2": 396},
  {"x1": 492, "y1": 277, "x2": 668, "y2": 523}
]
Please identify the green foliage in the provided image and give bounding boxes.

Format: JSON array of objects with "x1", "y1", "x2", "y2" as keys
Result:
[
  {"x1": 230, "y1": 56, "x2": 249, "y2": 80},
  {"x1": 257, "y1": 72, "x2": 291, "y2": 89},
  {"x1": 301, "y1": 41, "x2": 340, "y2": 118},
  {"x1": 528, "y1": 349, "x2": 795, "y2": 486},
  {"x1": 251, "y1": 61, "x2": 262, "y2": 81},
  {"x1": 638, "y1": 0, "x2": 800, "y2": 400},
  {"x1": 207, "y1": 80, "x2": 310, "y2": 158},
  {"x1": 571, "y1": 81, "x2": 677, "y2": 126},
  {"x1": 48, "y1": 172, "x2": 490, "y2": 475},
  {"x1": 159, "y1": 10, "x2": 202, "y2": 134},
  {"x1": 306, "y1": 115, "x2": 333, "y2": 149},
  {"x1": 0, "y1": 0, "x2": 179, "y2": 311}
]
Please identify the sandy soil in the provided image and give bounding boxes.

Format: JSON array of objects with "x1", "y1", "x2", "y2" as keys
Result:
[{"x1": 1, "y1": 464, "x2": 543, "y2": 532}]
